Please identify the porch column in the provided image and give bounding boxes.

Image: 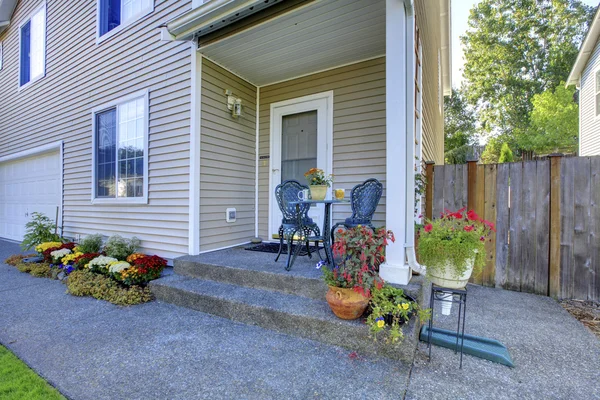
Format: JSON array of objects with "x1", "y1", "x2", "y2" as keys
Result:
[{"x1": 379, "y1": 0, "x2": 412, "y2": 285}]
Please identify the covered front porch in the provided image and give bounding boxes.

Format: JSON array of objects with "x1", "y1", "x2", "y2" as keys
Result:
[{"x1": 166, "y1": 0, "x2": 428, "y2": 285}]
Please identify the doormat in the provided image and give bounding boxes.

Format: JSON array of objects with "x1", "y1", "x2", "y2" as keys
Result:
[{"x1": 245, "y1": 242, "x2": 322, "y2": 257}]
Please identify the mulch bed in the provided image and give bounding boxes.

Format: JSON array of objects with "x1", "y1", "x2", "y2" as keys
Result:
[{"x1": 561, "y1": 299, "x2": 600, "y2": 339}]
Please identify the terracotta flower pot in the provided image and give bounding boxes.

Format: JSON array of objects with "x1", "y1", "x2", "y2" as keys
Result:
[
  {"x1": 325, "y1": 286, "x2": 369, "y2": 320},
  {"x1": 309, "y1": 185, "x2": 327, "y2": 200}
]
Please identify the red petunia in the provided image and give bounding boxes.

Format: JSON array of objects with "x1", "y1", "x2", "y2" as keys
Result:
[
  {"x1": 464, "y1": 225, "x2": 474, "y2": 232},
  {"x1": 424, "y1": 224, "x2": 433, "y2": 233},
  {"x1": 483, "y1": 219, "x2": 496, "y2": 232},
  {"x1": 467, "y1": 210, "x2": 480, "y2": 221}
]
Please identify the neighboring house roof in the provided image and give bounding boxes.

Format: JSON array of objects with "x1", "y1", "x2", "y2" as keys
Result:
[
  {"x1": 566, "y1": 5, "x2": 600, "y2": 87},
  {"x1": 0, "y1": 0, "x2": 18, "y2": 35}
]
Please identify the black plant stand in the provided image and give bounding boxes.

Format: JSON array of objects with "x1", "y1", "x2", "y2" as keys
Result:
[{"x1": 426, "y1": 284, "x2": 468, "y2": 368}]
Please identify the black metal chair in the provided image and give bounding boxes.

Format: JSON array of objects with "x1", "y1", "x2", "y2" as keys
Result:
[
  {"x1": 331, "y1": 178, "x2": 383, "y2": 243},
  {"x1": 274, "y1": 180, "x2": 322, "y2": 268}
]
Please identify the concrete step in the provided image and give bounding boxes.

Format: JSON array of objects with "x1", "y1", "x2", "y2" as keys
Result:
[{"x1": 150, "y1": 274, "x2": 421, "y2": 361}]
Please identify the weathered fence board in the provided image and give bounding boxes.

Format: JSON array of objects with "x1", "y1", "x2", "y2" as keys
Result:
[
  {"x1": 495, "y1": 163, "x2": 510, "y2": 289},
  {"x1": 425, "y1": 156, "x2": 600, "y2": 301},
  {"x1": 560, "y1": 158, "x2": 575, "y2": 299},
  {"x1": 534, "y1": 161, "x2": 550, "y2": 296}
]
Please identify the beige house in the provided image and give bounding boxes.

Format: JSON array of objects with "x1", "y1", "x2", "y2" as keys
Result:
[
  {"x1": 567, "y1": 5, "x2": 600, "y2": 156},
  {"x1": 0, "y1": 0, "x2": 449, "y2": 285}
]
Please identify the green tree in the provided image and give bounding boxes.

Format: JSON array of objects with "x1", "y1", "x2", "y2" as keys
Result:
[
  {"x1": 461, "y1": 0, "x2": 592, "y2": 138},
  {"x1": 444, "y1": 88, "x2": 478, "y2": 164},
  {"x1": 517, "y1": 83, "x2": 579, "y2": 153},
  {"x1": 480, "y1": 136, "x2": 511, "y2": 164},
  {"x1": 498, "y1": 142, "x2": 515, "y2": 163}
]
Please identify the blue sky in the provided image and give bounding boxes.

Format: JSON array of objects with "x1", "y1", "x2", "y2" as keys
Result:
[{"x1": 452, "y1": 0, "x2": 600, "y2": 87}]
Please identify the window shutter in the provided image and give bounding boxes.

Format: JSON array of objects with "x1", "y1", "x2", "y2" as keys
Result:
[{"x1": 20, "y1": 21, "x2": 31, "y2": 85}]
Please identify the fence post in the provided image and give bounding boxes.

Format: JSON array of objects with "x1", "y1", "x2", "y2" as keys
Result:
[
  {"x1": 425, "y1": 161, "x2": 435, "y2": 220},
  {"x1": 467, "y1": 159, "x2": 478, "y2": 212},
  {"x1": 548, "y1": 154, "x2": 562, "y2": 298}
]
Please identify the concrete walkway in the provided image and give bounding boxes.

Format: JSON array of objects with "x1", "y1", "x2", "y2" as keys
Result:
[{"x1": 1, "y1": 240, "x2": 599, "y2": 399}]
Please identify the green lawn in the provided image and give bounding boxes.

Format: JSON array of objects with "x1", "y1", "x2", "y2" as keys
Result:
[{"x1": 0, "y1": 345, "x2": 65, "y2": 400}]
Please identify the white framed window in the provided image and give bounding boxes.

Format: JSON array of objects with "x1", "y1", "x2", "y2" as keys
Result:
[
  {"x1": 596, "y1": 68, "x2": 600, "y2": 118},
  {"x1": 91, "y1": 90, "x2": 149, "y2": 204},
  {"x1": 19, "y1": 2, "x2": 46, "y2": 88},
  {"x1": 97, "y1": 0, "x2": 153, "y2": 42}
]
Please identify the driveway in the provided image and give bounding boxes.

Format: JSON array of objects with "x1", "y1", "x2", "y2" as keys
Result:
[{"x1": 1, "y1": 240, "x2": 599, "y2": 399}]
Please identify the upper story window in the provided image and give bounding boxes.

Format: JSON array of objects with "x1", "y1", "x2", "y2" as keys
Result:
[
  {"x1": 596, "y1": 69, "x2": 600, "y2": 118},
  {"x1": 98, "y1": 0, "x2": 153, "y2": 39},
  {"x1": 20, "y1": 2, "x2": 46, "y2": 87},
  {"x1": 92, "y1": 90, "x2": 149, "y2": 204}
]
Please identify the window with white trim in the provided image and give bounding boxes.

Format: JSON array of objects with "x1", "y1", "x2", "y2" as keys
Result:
[
  {"x1": 98, "y1": 0, "x2": 153, "y2": 38},
  {"x1": 596, "y1": 69, "x2": 600, "y2": 118},
  {"x1": 20, "y1": 3, "x2": 46, "y2": 87},
  {"x1": 93, "y1": 92, "x2": 148, "y2": 202}
]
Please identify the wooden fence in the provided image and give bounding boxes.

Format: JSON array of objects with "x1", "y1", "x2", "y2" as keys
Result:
[{"x1": 424, "y1": 156, "x2": 600, "y2": 301}]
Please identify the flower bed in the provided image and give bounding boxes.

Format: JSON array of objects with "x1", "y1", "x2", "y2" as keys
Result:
[{"x1": 6, "y1": 233, "x2": 167, "y2": 306}]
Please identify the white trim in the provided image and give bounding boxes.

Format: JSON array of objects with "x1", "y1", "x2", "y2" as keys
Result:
[
  {"x1": 90, "y1": 89, "x2": 149, "y2": 205},
  {"x1": 18, "y1": 1, "x2": 47, "y2": 91},
  {"x1": 201, "y1": 54, "x2": 259, "y2": 86},
  {"x1": 189, "y1": 47, "x2": 202, "y2": 255},
  {"x1": 268, "y1": 90, "x2": 334, "y2": 239},
  {"x1": 0, "y1": 41, "x2": 3, "y2": 70},
  {"x1": 379, "y1": 0, "x2": 410, "y2": 286},
  {"x1": 567, "y1": 6, "x2": 600, "y2": 86},
  {"x1": 96, "y1": 0, "x2": 154, "y2": 45},
  {"x1": 255, "y1": 86, "x2": 260, "y2": 237},
  {"x1": 198, "y1": 241, "x2": 251, "y2": 254},
  {"x1": 0, "y1": 140, "x2": 64, "y2": 236},
  {"x1": 259, "y1": 55, "x2": 386, "y2": 88}
]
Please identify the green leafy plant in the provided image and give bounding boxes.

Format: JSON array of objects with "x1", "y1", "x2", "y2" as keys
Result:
[
  {"x1": 21, "y1": 212, "x2": 61, "y2": 251},
  {"x1": 366, "y1": 285, "x2": 431, "y2": 344},
  {"x1": 66, "y1": 270, "x2": 153, "y2": 306},
  {"x1": 303, "y1": 168, "x2": 334, "y2": 187},
  {"x1": 4, "y1": 254, "x2": 36, "y2": 266},
  {"x1": 322, "y1": 226, "x2": 394, "y2": 298},
  {"x1": 103, "y1": 235, "x2": 140, "y2": 260},
  {"x1": 77, "y1": 234, "x2": 104, "y2": 254},
  {"x1": 15, "y1": 262, "x2": 51, "y2": 278},
  {"x1": 418, "y1": 208, "x2": 495, "y2": 279}
]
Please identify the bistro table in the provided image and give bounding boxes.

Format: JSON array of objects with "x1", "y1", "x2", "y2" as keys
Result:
[{"x1": 287, "y1": 199, "x2": 349, "y2": 271}]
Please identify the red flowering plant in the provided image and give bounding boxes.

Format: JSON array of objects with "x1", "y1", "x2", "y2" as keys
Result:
[
  {"x1": 417, "y1": 208, "x2": 495, "y2": 279},
  {"x1": 320, "y1": 226, "x2": 394, "y2": 298},
  {"x1": 112, "y1": 254, "x2": 167, "y2": 286}
]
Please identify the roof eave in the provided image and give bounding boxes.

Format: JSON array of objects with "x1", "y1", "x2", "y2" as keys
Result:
[
  {"x1": 566, "y1": 5, "x2": 600, "y2": 87},
  {"x1": 0, "y1": 0, "x2": 18, "y2": 35}
]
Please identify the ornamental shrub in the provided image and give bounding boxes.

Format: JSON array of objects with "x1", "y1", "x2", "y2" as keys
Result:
[
  {"x1": 77, "y1": 234, "x2": 104, "y2": 254},
  {"x1": 29, "y1": 263, "x2": 52, "y2": 278},
  {"x1": 103, "y1": 235, "x2": 141, "y2": 260},
  {"x1": 4, "y1": 254, "x2": 36, "y2": 266},
  {"x1": 66, "y1": 270, "x2": 153, "y2": 305},
  {"x1": 21, "y1": 212, "x2": 62, "y2": 251},
  {"x1": 114, "y1": 255, "x2": 167, "y2": 286},
  {"x1": 16, "y1": 263, "x2": 34, "y2": 273}
]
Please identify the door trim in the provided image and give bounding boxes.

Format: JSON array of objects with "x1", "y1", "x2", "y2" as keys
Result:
[
  {"x1": 268, "y1": 90, "x2": 333, "y2": 240},
  {"x1": 0, "y1": 140, "x2": 64, "y2": 239}
]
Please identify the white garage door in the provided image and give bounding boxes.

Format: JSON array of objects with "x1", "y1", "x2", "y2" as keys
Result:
[{"x1": 0, "y1": 151, "x2": 61, "y2": 242}]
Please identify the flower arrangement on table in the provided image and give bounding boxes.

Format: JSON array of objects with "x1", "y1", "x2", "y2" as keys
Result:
[
  {"x1": 304, "y1": 168, "x2": 333, "y2": 187},
  {"x1": 417, "y1": 208, "x2": 496, "y2": 286}
]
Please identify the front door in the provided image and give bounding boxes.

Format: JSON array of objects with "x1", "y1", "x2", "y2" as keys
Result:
[{"x1": 269, "y1": 92, "x2": 333, "y2": 239}]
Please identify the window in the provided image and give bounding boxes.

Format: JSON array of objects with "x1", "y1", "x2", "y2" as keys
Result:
[
  {"x1": 93, "y1": 91, "x2": 148, "y2": 203},
  {"x1": 596, "y1": 69, "x2": 600, "y2": 118},
  {"x1": 19, "y1": 3, "x2": 46, "y2": 87},
  {"x1": 98, "y1": 0, "x2": 153, "y2": 38}
]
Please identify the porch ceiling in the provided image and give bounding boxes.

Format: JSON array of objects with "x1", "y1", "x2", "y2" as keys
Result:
[{"x1": 199, "y1": 0, "x2": 385, "y2": 87}]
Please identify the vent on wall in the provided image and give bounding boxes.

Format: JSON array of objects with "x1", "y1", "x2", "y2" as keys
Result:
[{"x1": 226, "y1": 208, "x2": 236, "y2": 223}]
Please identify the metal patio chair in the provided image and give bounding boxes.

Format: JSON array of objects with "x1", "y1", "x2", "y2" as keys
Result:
[
  {"x1": 274, "y1": 180, "x2": 322, "y2": 267},
  {"x1": 331, "y1": 178, "x2": 383, "y2": 243}
]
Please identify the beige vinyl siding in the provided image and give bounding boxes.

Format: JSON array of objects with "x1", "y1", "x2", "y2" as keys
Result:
[
  {"x1": 415, "y1": 0, "x2": 445, "y2": 165},
  {"x1": 199, "y1": 58, "x2": 257, "y2": 251},
  {"x1": 580, "y1": 36, "x2": 600, "y2": 156},
  {"x1": 0, "y1": 0, "x2": 193, "y2": 259},
  {"x1": 258, "y1": 57, "x2": 386, "y2": 239}
]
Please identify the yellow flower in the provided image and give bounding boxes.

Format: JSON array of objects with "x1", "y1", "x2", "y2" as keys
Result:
[
  {"x1": 61, "y1": 252, "x2": 83, "y2": 265},
  {"x1": 402, "y1": 303, "x2": 409, "y2": 310},
  {"x1": 376, "y1": 319, "x2": 385, "y2": 328},
  {"x1": 35, "y1": 242, "x2": 63, "y2": 253}
]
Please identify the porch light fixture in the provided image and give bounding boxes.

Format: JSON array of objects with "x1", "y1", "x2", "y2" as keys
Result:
[{"x1": 225, "y1": 89, "x2": 242, "y2": 118}]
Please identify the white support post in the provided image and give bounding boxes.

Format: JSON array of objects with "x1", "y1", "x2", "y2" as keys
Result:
[
  {"x1": 379, "y1": 0, "x2": 411, "y2": 285},
  {"x1": 188, "y1": 45, "x2": 202, "y2": 255}
]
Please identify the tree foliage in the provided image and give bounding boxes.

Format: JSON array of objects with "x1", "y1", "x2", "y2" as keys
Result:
[
  {"x1": 498, "y1": 142, "x2": 515, "y2": 163},
  {"x1": 517, "y1": 83, "x2": 579, "y2": 153},
  {"x1": 480, "y1": 136, "x2": 510, "y2": 164},
  {"x1": 461, "y1": 0, "x2": 592, "y2": 138},
  {"x1": 444, "y1": 88, "x2": 478, "y2": 164}
]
